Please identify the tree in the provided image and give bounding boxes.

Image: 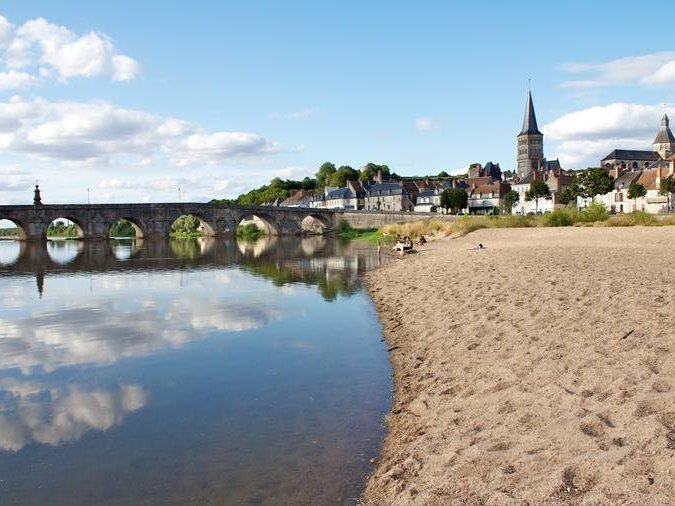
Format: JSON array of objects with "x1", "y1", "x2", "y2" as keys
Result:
[
  {"x1": 301, "y1": 176, "x2": 316, "y2": 190},
  {"x1": 171, "y1": 214, "x2": 202, "y2": 236},
  {"x1": 659, "y1": 175, "x2": 675, "y2": 211},
  {"x1": 359, "y1": 162, "x2": 390, "y2": 181},
  {"x1": 315, "y1": 162, "x2": 336, "y2": 188},
  {"x1": 440, "y1": 188, "x2": 468, "y2": 214},
  {"x1": 627, "y1": 182, "x2": 647, "y2": 211},
  {"x1": 328, "y1": 165, "x2": 359, "y2": 187},
  {"x1": 504, "y1": 190, "x2": 519, "y2": 214},
  {"x1": 525, "y1": 179, "x2": 551, "y2": 214},
  {"x1": 437, "y1": 170, "x2": 449, "y2": 178},
  {"x1": 559, "y1": 187, "x2": 577, "y2": 207},
  {"x1": 576, "y1": 167, "x2": 614, "y2": 200}
]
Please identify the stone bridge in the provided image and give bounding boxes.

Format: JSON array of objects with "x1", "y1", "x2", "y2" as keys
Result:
[{"x1": 0, "y1": 203, "x2": 339, "y2": 241}]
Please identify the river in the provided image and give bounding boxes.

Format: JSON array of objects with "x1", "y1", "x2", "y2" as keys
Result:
[{"x1": 0, "y1": 236, "x2": 392, "y2": 506}]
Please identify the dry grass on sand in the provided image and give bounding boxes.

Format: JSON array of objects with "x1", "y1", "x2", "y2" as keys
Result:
[{"x1": 362, "y1": 226, "x2": 675, "y2": 505}]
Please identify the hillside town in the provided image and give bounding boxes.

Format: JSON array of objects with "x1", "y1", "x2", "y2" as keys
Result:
[{"x1": 277, "y1": 92, "x2": 675, "y2": 215}]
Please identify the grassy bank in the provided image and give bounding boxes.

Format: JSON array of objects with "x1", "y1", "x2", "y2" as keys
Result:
[
  {"x1": 336, "y1": 220, "x2": 391, "y2": 243},
  {"x1": 380, "y1": 203, "x2": 675, "y2": 239}
]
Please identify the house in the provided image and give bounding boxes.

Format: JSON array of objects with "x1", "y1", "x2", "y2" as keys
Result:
[
  {"x1": 594, "y1": 158, "x2": 675, "y2": 214},
  {"x1": 468, "y1": 181, "x2": 512, "y2": 214},
  {"x1": 280, "y1": 189, "x2": 313, "y2": 208},
  {"x1": 364, "y1": 182, "x2": 415, "y2": 211},
  {"x1": 324, "y1": 180, "x2": 366, "y2": 209},
  {"x1": 414, "y1": 189, "x2": 441, "y2": 212}
]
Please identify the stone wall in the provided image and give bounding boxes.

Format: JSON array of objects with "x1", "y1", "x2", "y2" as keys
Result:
[{"x1": 339, "y1": 211, "x2": 459, "y2": 229}]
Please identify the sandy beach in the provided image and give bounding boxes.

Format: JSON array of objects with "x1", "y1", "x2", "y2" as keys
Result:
[{"x1": 362, "y1": 227, "x2": 675, "y2": 505}]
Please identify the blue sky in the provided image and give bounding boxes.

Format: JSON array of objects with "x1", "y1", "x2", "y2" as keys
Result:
[{"x1": 0, "y1": 0, "x2": 674, "y2": 204}]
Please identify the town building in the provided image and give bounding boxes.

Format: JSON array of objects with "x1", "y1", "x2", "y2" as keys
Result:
[
  {"x1": 364, "y1": 182, "x2": 415, "y2": 211},
  {"x1": 601, "y1": 114, "x2": 675, "y2": 169},
  {"x1": 516, "y1": 91, "x2": 544, "y2": 178},
  {"x1": 323, "y1": 180, "x2": 366, "y2": 209},
  {"x1": 280, "y1": 189, "x2": 313, "y2": 208}
]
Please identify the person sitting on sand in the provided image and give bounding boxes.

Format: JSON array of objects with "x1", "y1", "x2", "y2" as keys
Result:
[
  {"x1": 417, "y1": 235, "x2": 426, "y2": 245},
  {"x1": 403, "y1": 236, "x2": 413, "y2": 253}
]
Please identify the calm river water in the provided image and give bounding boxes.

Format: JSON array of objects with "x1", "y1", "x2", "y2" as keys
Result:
[{"x1": 0, "y1": 236, "x2": 392, "y2": 506}]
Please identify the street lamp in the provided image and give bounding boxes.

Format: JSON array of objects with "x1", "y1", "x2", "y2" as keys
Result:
[
  {"x1": 178, "y1": 187, "x2": 181, "y2": 203},
  {"x1": 87, "y1": 188, "x2": 90, "y2": 205}
]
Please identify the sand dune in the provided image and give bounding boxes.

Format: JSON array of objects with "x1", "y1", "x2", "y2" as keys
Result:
[{"x1": 362, "y1": 227, "x2": 675, "y2": 505}]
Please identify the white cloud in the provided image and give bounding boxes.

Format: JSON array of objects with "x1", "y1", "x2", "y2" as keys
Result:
[
  {"x1": 559, "y1": 52, "x2": 675, "y2": 88},
  {"x1": 168, "y1": 132, "x2": 280, "y2": 166},
  {"x1": 275, "y1": 165, "x2": 312, "y2": 179},
  {"x1": 415, "y1": 116, "x2": 441, "y2": 131},
  {"x1": 0, "y1": 70, "x2": 37, "y2": 90},
  {"x1": 0, "y1": 97, "x2": 280, "y2": 165},
  {"x1": 543, "y1": 103, "x2": 675, "y2": 167},
  {"x1": 0, "y1": 16, "x2": 140, "y2": 84}
]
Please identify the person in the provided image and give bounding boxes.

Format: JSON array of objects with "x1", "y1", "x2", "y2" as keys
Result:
[
  {"x1": 403, "y1": 236, "x2": 413, "y2": 253},
  {"x1": 417, "y1": 235, "x2": 426, "y2": 245}
]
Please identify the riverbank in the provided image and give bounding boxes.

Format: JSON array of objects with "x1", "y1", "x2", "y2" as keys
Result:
[{"x1": 362, "y1": 226, "x2": 675, "y2": 505}]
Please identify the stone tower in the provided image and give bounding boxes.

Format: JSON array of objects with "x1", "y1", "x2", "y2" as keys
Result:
[
  {"x1": 517, "y1": 91, "x2": 544, "y2": 177},
  {"x1": 653, "y1": 113, "x2": 675, "y2": 159}
]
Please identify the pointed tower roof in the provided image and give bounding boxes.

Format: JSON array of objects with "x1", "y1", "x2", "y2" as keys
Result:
[
  {"x1": 519, "y1": 91, "x2": 542, "y2": 136},
  {"x1": 654, "y1": 113, "x2": 675, "y2": 144}
]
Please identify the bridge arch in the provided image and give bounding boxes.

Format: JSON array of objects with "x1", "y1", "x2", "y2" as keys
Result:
[
  {"x1": 109, "y1": 217, "x2": 146, "y2": 239},
  {"x1": 301, "y1": 213, "x2": 333, "y2": 234},
  {"x1": 46, "y1": 215, "x2": 86, "y2": 239},
  {"x1": 0, "y1": 217, "x2": 27, "y2": 240},
  {"x1": 169, "y1": 212, "x2": 216, "y2": 237},
  {"x1": 236, "y1": 212, "x2": 280, "y2": 236}
]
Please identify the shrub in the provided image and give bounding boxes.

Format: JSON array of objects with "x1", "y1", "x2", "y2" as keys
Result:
[
  {"x1": 578, "y1": 201, "x2": 609, "y2": 223},
  {"x1": 629, "y1": 210, "x2": 658, "y2": 226},
  {"x1": 491, "y1": 214, "x2": 536, "y2": 228},
  {"x1": 544, "y1": 209, "x2": 576, "y2": 227},
  {"x1": 336, "y1": 219, "x2": 352, "y2": 234}
]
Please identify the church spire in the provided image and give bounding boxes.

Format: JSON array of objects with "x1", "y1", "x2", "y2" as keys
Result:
[
  {"x1": 520, "y1": 91, "x2": 542, "y2": 136},
  {"x1": 653, "y1": 112, "x2": 675, "y2": 158}
]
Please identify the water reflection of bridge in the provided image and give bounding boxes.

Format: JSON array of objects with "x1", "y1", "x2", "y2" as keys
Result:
[{"x1": 0, "y1": 236, "x2": 386, "y2": 300}]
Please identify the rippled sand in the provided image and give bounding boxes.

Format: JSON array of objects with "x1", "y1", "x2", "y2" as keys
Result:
[{"x1": 363, "y1": 226, "x2": 675, "y2": 505}]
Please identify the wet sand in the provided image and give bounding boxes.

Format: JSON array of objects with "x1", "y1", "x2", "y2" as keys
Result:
[{"x1": 362, "y1": 227, "x2": 675, "y2": 505}]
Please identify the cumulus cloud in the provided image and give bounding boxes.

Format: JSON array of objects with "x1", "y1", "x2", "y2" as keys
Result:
[
  {"x1": 0, "y1": 96, "x2": 279, "y2": 165},
  {"x1": 0, "y1": 15, "x2": 139, "y2": 84},
  {"x1": 559, "y1": 52, "x2": 675, "y2": 88},
  {"x1": 0, "y1": 70, "x2": 37, "y2": 90},
  {"x1": 167, "y1": 132, "x2": 280, "y2": 166},
  {"x1": 0, "y1": 381, "x2": 148, "y2": 451},
  {"x1": 415, "y1": 116, "x2": 441, "y2": 131},
  {"x1": 543, "y1": 103, "x2": 675, "y2": 167}
]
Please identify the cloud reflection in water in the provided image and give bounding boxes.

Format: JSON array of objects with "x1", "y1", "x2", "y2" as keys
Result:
[{"x1": 0, "y1": 380, "x2": 148, "y2": 452}]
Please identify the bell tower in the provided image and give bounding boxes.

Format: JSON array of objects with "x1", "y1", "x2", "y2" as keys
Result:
[
  {"x1": 517, "y1": 91, "x2": 544, "y2": 177},
  {"x1": 653, "y1": 113, "x2": 675, "y2": 159}
]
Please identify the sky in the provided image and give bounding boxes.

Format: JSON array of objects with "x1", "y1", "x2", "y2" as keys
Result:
[{"x1": 0, "y1": 0, "x2": 674, "y2": 205}]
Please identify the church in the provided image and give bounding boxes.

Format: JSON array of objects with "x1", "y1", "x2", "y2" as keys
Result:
[{"x1": 601, "y1": 114, "x2": 675, "y2": 170}]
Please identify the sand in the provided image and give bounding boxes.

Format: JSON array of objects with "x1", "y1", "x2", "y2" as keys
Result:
[{"x1": 362, "y1": 226, "x2": 675, "y2": 505}]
